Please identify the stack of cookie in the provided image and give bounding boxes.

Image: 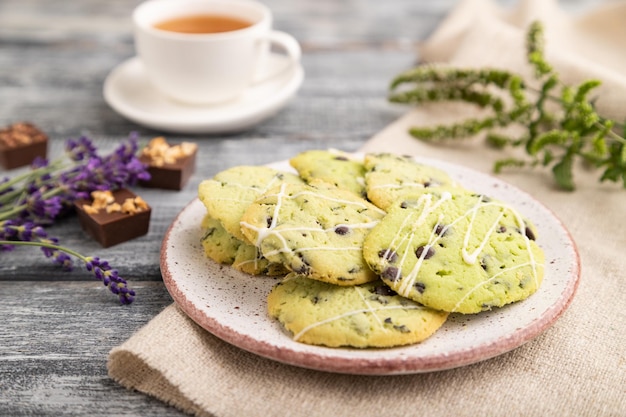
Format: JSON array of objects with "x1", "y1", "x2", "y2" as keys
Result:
[{"x1": 197, "y1": 150, "x2": 545, "y2": 349}]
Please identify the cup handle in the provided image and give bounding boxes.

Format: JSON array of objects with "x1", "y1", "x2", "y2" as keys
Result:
[{"x1": 252, "y1": 30, "x2": 301, "y2": 85}]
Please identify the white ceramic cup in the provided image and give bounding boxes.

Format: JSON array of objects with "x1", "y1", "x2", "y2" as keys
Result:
[{"x1": 133, "y1": 0, "x2": 301, "y2": 105}]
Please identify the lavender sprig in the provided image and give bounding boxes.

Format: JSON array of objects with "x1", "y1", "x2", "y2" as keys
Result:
[
  {"x1": 0, "y1": 133, "x2": 150, "y2": 223},
  {"x1": 1, "y1": 219, "x2": 135, "y2": 304},
  {"x1": 0, "y1": 134, "x2": 149, "y2": 304}
]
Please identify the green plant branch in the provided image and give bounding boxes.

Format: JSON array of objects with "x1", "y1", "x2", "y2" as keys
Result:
[{"x1": 389, "y1": 20, "x2": 626, "y2": 191}]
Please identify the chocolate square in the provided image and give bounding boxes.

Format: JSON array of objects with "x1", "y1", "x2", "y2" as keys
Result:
[
  {"x1": 0, "y1": 122, "x2": 48, "y2": 170},
  {"x1": 139, "y1": 148, "x2": 197, "y2": 190},
  {"x1": 74, "y1": 189, "x2": 151, "y2": 248}
]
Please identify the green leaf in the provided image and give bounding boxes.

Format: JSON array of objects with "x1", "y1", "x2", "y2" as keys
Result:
[
  {"x1": 574, "y1": 80, "x2": 602, "y2": 103},
  {"x1": 542, "y1": 150, "x2": 554, "y2": 166},
  {"x1": 486, "y1": 133, "x2": 512, "y2": 149},
  {"x1": 494, "y1": 158, "x2": 525, "y2": 173},
  {"x1": 561, "y1": 86, "x2": 574, "y2": 107},
  {"x1": 541, "y1": 75, "x2": 558, "y2": 94},
  {"x1": 592, "y1": 133, "x2": 608, "y2": 157},
  {"x1": 601, "y1": 166, "x2": 621, "y2": 183},
  {"x1": 409, "y1": 127, "x2": 437, "y2": 140},
  {"x1": 552, "y1": 154, "x2": 575, "y2": 191},
  {"x1": 527, "y1": 130, "x2": 567, "y2": 155}
]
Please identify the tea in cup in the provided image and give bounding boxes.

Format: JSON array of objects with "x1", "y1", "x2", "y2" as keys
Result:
[{"x1": 133, "y1": 0, "x2": 301, "y2": 105}]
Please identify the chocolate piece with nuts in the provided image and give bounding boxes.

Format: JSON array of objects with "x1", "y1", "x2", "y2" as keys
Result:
[
  {"x1": 0, "y1": 122, "x2": 48, "y2": 170},
  {"x1": 139, "y1": 136, "x2": 197, "y2": 190},
  {"x1": 74, "y1": 189, "x2": 151, "y2": 248}
]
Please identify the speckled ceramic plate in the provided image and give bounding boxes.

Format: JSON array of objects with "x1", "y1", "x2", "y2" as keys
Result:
[{"x1": 161, "y1": 157, "x2": 580, "y2": 375}]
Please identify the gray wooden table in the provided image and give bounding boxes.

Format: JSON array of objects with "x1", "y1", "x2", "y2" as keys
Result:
[{"x1": 0, "y1": 0, "x2": 603, "y2": 415}]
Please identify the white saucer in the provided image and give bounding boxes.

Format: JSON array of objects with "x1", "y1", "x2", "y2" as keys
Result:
[{"x1": 103, "y1": 54, "x2": 304, "y2": 134}]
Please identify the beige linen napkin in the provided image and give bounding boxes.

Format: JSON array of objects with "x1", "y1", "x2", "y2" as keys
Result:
[{"x1": 108, "y1": 1, "x2": 626, "y2": 416}]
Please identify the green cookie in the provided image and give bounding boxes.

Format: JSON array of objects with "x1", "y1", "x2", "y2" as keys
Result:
[
  {"x1": 363, "y1": 192, "x2": 545, "y2": 314},
  {"x1": 198, "y1": 165, "x2": 303, "y2": 241},
  {"x1": 267, "y1": 274, "x2": 448, "y2": 348},
  {"x1": 364, "y1": 153, "x2": 462, "y2": 211},
  {"x1": 290, "y1": 149, "x2": 367, "y2": 197},
  {"x1": 200, "y1": 214, "x2": 287, "y2": 276},
  {"x1": 241, "y1": 180, "x2": 385, "y2": 285}
]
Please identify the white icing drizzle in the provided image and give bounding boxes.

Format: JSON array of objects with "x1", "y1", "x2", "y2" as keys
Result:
[
  {"x1": 354, "y1": 286, "x2": 387, "y2": 330},
  {"x1": 233, "y1": 258, "x2": 256, "y2": 269},
  {"x1": 263, "y1": 245, "x2": 363, "y2": 259},
  {"x1": 449, "y1": 260, "x2": 544, "y2": 313},
  {"x1": 262, "y1": 174, "x2": 284, "y2": 194},
  {"x1": 254, "y1": 221, "x2": 379, "y2": 236},
  {"x1": 204, "y1": 172, "x2": 288, "y2": 204},
  {"x1": 292, "y1": 304, "x2": 423, "y2": 342},
  {"x1": 263, "y1": 183, "x2": 287, "y2": 239},
  {"x1": 232, "y1": 246, "x2": 265, "y2": 270},
  {"x1": 274, "y1": 189, "x2": 386, "y2": 215},
  {"x1": 413, "y1": 192, "x2": 452, "y2": 228},
  {"x1": 386, "y1": 217, "x2": 417, "y2": 283},
  {"x1": 392, "y1": 194, "x2": 452, "y2": 296},
  {"x1": 479, "y1": 200, "x2": 541, "y2": 289},
  {"x1": 387, "y1": 194, "x2": 542, "y2": 303},
  {"x1": 240, "y1": 183, "x2": 383, "y2": 260},
  {"x1": 397, "y1": 215, "x2": 446, "y2": 296},
  {"x1": 461, "y1": 200, "x2": 504, "y2": 264}
]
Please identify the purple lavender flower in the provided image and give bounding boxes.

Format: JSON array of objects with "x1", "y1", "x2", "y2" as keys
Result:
[
  {"x1": 125, "y1": 157, "x2": 152, "y2": 183},
  {"x1": 30, "y1": 156, "x2": 49, "y2": 169},
  {"x1": 1, "y1": 220, "x2": 75, "y2": 270},
  {"x1": 85, "y1": 256, "x2": 136, "y2": 304},
  {"x1": 65, "y1": 136, "x2": 98, "y2": 162},
  {"x1": 1, "y1": 178, "x2": 19, "y2": 206},
  {"x1": 1, "y1": 220, "x2": 135, "y2": 304},
  {"x1": 17, "y1": 191, "x2": 64, "y2": 223},
  {"x1": 1, "y1": 134, "x2": 150, "y2": 225},
  {"x1": 0, "y1": 219, "x2": 17, "y2": 237},
  {"x1": 38, "y1": 236, "x2": 74, "y2": 270},
  {"x1": 0, "y1": 134, "x2": 147, "y2": 305},
  {"x1": 57, "y1": 135, "x2": 150, "y2": 196},
  {"x1": 95, "y1": 136, "x2": 150, "y2": 188},
  {"x1": 43, "y1": 245, "x2": 73, "y2": 270},
  {"x1": 1, "y1": 219, "x2": 46, "y2": 241}
]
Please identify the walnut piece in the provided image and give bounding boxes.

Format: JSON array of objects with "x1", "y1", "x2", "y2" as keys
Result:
[
  {"x1": 141, "y1": 136, "x2": 198, "y2": 167},
  {"x1": 82, "y1": 190, "x2": 147, "y2": 215},
  {"x1": 0, "y1": 122, "x2": 48, "y2": 148}
]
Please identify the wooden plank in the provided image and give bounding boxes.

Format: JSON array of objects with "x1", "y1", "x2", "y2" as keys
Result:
[{"x1": 0, "y1": 281, "x2": 185, "y2": 416}]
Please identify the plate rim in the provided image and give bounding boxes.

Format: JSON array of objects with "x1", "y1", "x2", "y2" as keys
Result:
[{"x1": 160, "y1": 155, "x2": 581, "y2": 375}]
